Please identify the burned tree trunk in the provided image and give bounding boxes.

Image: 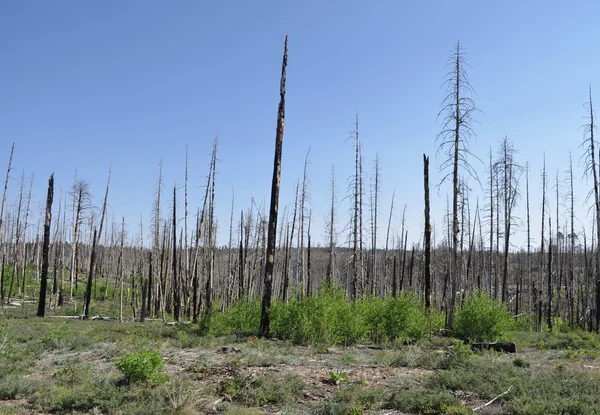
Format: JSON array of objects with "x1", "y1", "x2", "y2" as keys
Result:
[
  {"x1": 172, "y1": 185, "x2": 180, "y2": 321},
  {"x1": 83, "y1": 228, "x2": 98, "y2": 319},
  {"x1": 424, "y1": 154, "x2": 432, "y2": 309},
  {"x1": 259, "y1": 36, "x2": 288, "y2": 338},
  {"x1": 37, "y1": 174, "x2": 54, "y2": 318}
]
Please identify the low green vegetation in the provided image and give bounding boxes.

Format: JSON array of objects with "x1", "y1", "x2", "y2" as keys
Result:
[
  {"x1": 4, "y1": 289, "x2": 600, "y2": 414},
  {"x1": 453, "y1": 293, "x2": 514, "y2": 342},
  {"x1": 116, "y1": 347, "x2": 168, "y2": 384},
  {"x1": 209, "y1": 285, "x2": 443, "y2": 346}
]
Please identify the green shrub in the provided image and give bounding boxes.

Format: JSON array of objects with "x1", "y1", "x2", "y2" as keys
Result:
[
  {"x1": 0, "y1": 374, "x2": 39, "y2": 400},
  {"x1": 453, "y1": 294, "x2": 513, "y2": 342},
  {"x1": 209, "y1": 297, "x2": 261, "y2": 337},
  {"x1": 33, "y1": 368, "x2": 120, "y2": 414},
  {"x1": 385, "y1": 388, "x2": 464, "y2": 414},
  {"x1": 269, "y1": 285, "x2": 439, "y2": 346},
  {"x1": 535, "y1": 331, "x2": 600, "y2": 351},
  {"x1": 270, "y1": 285, "x2": 358, "y2": 345},
  {"x1": 324, "y1": 384, "x2": 385, "y2": 415},
  {"x1": 390, "y1": 346, "x2": 442, "y2": 369},
  {"x1": 368, "y1": 293, "x2": 440, "y2": 342},
  {"x1": 218, "y1": 372, "x2": 304, "y2": 406},
  {"x1": 430, "y1": 356, "x2": 516, "y2": 400},
  {"x1": 438, "y1": 340, "x2": 474, "y2": 369},
  {"x1": 116, "y1": 347, "x2": 168, "y2": 384}
]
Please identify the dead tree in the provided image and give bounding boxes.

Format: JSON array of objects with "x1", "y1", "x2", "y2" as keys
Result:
[
  {"x1": 83, "y1": 228, "x2": 98, "y2": 318},
  {"x1": 37, "y1": 174, "x2": 54, "y2": 317},
  {"x1": 259, "y1": 35, "x2": 287, "y2": 337},
  {"x1": 384, "y1": 189, "x2": 395, "y2": 297},
  {"x1": 298, "y1": 148, "x2": 310, "y2": 297},
  {"x1": 282, "y1": 183, "x2": 298, "y2": 301},
  {"x1": 424, "y1": 154, "x2": 432, "y2": 309},
  {"x1": 539, "y1": 156, "x2": 548, "y2": 331},
  {"x1": 172, "y1": 185, "x2": 180, "y2": 321},
  {"x1": 326, "y1": 167, "x2": 337, "y2": 285},
  {"x1": 151, "y1": 160, "x2": 163, "y2": 316},
  {"x1": 580, "y1": 86, "x2": 600, "y2": 332},
  {"x1": 495, "y1": 136, "x2": 523, "y2": 303},
  {"x1": 205, "y1": 139, "x2": 218, "y2": 312},
  {"x1": 436, "y1": 41, "x2": 479, "y2": 328},
  {"x1": 370, "y1": 154, "x2": 381, "y2": 294},
  {"x1": 566, "y1": 153, "x2": 576, "y2": 327},
  {"x1": 351, "y1": 114, "x2": 362, "y2": 300},
  {"x1": 525, "y1": 162, "x2": 532, "y2": 313},
  {"x1": 69, "y1": 178, "x2": 92, "y2": 299},
  {"x1": 0, "y1": 144, "x2": 14, "y2": 261}
]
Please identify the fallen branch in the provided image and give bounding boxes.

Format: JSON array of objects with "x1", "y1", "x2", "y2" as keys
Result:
[
  {"x1": 473, "y1": 385, "x2": 513, "y2": 411},
  {"x1": 0, "y1": 331, "x2": 7, "y2": 351}
]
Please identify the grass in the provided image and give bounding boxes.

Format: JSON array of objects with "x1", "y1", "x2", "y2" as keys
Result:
[{"x1": 4, "y1": 305, "x2": 600, "y2": 414}]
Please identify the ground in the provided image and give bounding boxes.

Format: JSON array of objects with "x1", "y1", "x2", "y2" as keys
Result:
[{"x1": 2, "y1": 314, "x2": 600, "y2": 414}]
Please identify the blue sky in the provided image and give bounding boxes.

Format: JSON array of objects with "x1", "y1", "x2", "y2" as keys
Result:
[{"x1": 2, "y1": 1, "x2": 600, "y2": 249}]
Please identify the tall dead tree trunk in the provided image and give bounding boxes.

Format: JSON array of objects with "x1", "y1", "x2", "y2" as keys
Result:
[
  {"x1": 371, "y1": 154, "x2": 380, "y2": 295},
  {"x1": 205, "y1": 139, "x2": 218, "y2": 313},
  {"x1": 351, "y1": 115, "x2": 360, "y2": 301},
  {"x1": 298, "y1": 149, "x2": 310, "y2": 296},
  {"x1": 0, "y1": 144, "x2": 14, "y2": 267},
  {"x1": 526, "y1": 162, "x2": 531, "y2": 313},
  {"x1": 37, "y1": 174, "x2": 54, "y2": 317},
  {"x1": 83, "y1": 228, "x2": 97, "y2": 319},
  {"x1": 539, "y1": 156, "x2": 547, "y2": 331},
  {"x1": 424, "y1": 154, "x2": 432, "y2": 309},
  {"x1": 581, "y1": 86, "x2": 600, "y2": 331},
  {"x1": 172, "y1": 185, "x2": 180, "y2": 321},
  {"x1": 326, "y1": 167, "x2": 336, "y2": 285},
  {"x1": 567, "y1": 154, "x2": 576, "y2": 327},
  {"x1": 436, "y1": 41, "x2": 478, "y2": 328},
  {"x1": 259, "y1": 35, "x2": 287, "y2": 338}
]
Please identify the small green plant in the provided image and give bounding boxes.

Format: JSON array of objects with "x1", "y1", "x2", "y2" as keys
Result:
[
  {"x1": 385, "y1": 388, "x2": 462, "y2": 414},
  {"x1": 218, "y1": 373, "x2": 304, "y2": 406},
  {"x1": 453, "y1": 294, "x2": 513, "y2": 342},
  {"x1": 439, "y1": 340, "x2": 474, "y2": 369},
  {"x1": 115, "y1": 347, "x2": 168, "y2": 384},
  {"x1": 324, "y1": 385, "x2": 385, "y2": 415},
  {"x1": 341, "y1": 352, "x2": 356, "y2": 364},
  {"x1": 329, "y1": 370, "x2": 349, "y2": 385}
]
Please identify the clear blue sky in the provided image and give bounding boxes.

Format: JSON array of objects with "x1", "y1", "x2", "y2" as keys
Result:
[{"x1": 2, "y1": 1, "x2": 600, "y2": 249}]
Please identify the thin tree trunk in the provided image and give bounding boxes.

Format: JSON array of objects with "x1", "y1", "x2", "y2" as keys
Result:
[
  {"x1": 83, "y1": 228, "x2": 98, "y2": 318},
  {"x1": 37, "y1": 174, "x2": 54, "y2": 318},
  {"x1": 424, "y1": 155, "x2": 432, "y2": 309},
  {"x1": 172, "y1": 186, "x2": 180, "y2": 321},
  {"x1": 259, "y1": 35, "x2": 287, "y2": 337}
]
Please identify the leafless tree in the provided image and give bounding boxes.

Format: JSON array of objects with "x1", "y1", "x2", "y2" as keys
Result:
[
  {"x1": 259, "y1": 35, "x2": 287, "y2": 337},
  {"x1": 436, "y1": 41, "x2": 479, "y2": 327},
  {"x1": 37, "y1": 174, "x2": 53, "y2": 317}
]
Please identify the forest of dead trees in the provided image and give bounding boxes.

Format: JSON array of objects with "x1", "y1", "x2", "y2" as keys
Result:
[{"x1": 3, "y1": 40, "x2": 600, "y2": 334}]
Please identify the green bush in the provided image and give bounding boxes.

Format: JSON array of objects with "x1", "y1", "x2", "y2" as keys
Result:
[
  {"x1": 378, "y1": 293, "x2": 441, "y2": 341},
  {"x1": 270, "y1": 285, "x2": 358, "y2": 345},
  {"x1": 33, "y1": 366, "x2": 120, "y2": 414},
  {"x1": 324, "y1": 384, "x2": 385, "y2": 415},
  {"x1": 453, "y1": 294, "x2": 513, "y2": 342},
  {"x1": 385, "y1": 388, "x2": 465, "y2": 414},
  {"x1": 218, "y1": 372, "x2": 304, "y2": 406},
  {"x1": 535, "y1": 331, "x2": 600, "y2": 351},
  {"x1": 438, "y1": 340, "x2": 474, "y2": 369},
  {"x1": 208, "y1": 297, "x2": 262, "y2": 336},
  {"x1": 269, "y1": 285, "x2": 439, "y2": 346},
  {"x1": 116, "y1": 347, "x2": 168, "y2": 384}
]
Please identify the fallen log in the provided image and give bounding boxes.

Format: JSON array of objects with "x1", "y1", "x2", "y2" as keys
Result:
[{"x1": 471, "y1": 342, "x2": 516, "y2": 353}]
